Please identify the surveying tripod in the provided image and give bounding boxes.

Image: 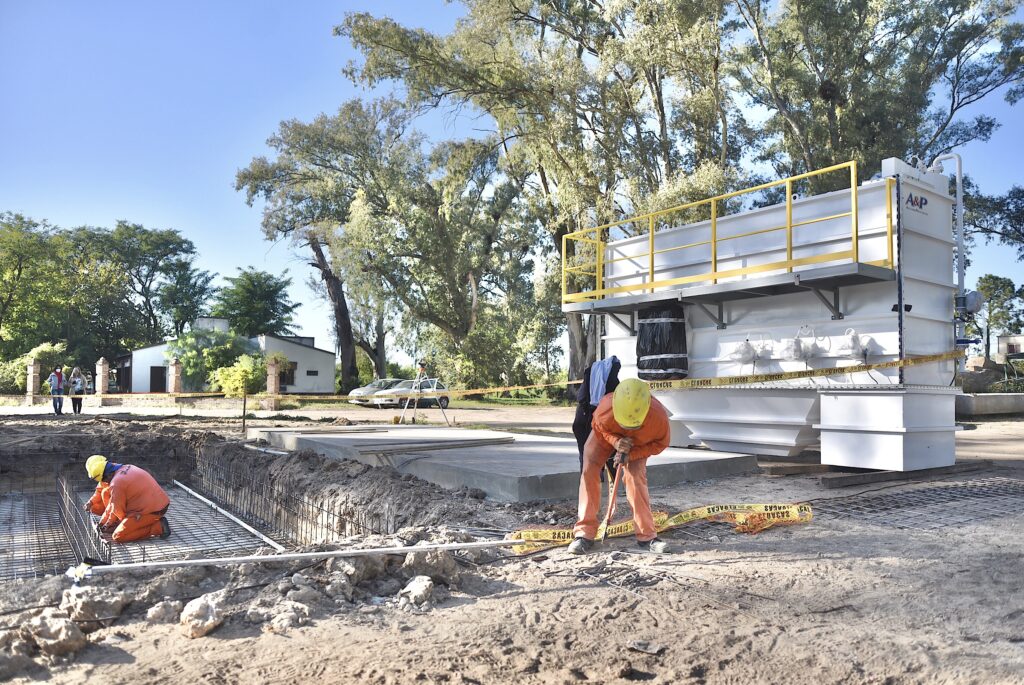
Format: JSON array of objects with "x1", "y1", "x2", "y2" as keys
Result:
[{"x1": 399, "y1": 363, "x2": 451, "y2": 427}]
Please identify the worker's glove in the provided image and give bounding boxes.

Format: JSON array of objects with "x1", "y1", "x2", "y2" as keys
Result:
[
  {"x1": 613, "y1": 437, "x2": 634, "y2": 454},
  {"x1": 83, "y1": 501, "x2": 91, "y2": 513},
  {"x1": 613, "y1": 451, "x2": 629, "y2": 468}
]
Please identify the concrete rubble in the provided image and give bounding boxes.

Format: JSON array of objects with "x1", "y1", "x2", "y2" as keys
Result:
[
  {"x1": 22, "y1": 609, "x2": 87, "y2": 657},
  {"x1": 397, "y1": 576, "x2": 434, "y2": 609},
  {"x1": 180, "y1": 592, "x2": 225, "y2": 638},
  {"x1": 146, "y1": 600, "x2": 184, "y2": 624},
  {"x1": 59, "y1": 586, "x2": 130, "y2": 632}
]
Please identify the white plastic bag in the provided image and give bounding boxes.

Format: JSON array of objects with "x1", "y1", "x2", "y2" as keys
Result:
[
  {"x1": 729, "y1": 340, "x2": 757, "y2": 364},
  {"x1": 836, "y1": 328, "x2": 864, "y2": 359}
]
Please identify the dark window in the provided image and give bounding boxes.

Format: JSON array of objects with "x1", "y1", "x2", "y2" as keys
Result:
[
  {"x1": 280, "y1": 362, "x2": 297, "y2": 386},
  {"x1": 1010, "y1": 343, "x2": 1021, "y2": 354},
  {"x1": 306, "y1": 369, "x2": 319, "y2": 376}
]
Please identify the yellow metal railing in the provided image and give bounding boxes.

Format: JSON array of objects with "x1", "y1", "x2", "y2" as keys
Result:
[{"x1": 562, "y1": 162, "x2": 896, "y2": 304}]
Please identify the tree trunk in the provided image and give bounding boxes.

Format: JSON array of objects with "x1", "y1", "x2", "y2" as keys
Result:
[
  {"x1": 985, "y1": 324, "x2": 991, "y2": 362},
  {"x1": 373, "y1": 314, "x2": 387, "y2": 377},
  {"x1": 307, "y1": 237, "x2": 359, "y2": 391},
  {"x1": 567, "y1": 312, "x2": 598, "y2": 384}
]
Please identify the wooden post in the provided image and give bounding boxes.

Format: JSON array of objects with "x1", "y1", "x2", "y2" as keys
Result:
[{"x1": 25, "y1": 359, "x2": 40, "y2": 406}]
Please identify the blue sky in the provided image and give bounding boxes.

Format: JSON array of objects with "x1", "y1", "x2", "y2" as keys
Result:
[{"x1": 1, "y1": 1, "x2": 1021, "y2": 359}]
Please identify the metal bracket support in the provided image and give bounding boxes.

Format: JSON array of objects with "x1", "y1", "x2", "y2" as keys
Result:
[
  {"x1": 694, "y1": 302, "x2": 727, "y2": 329},
  {"x1": 811, "y1": 288, "x2": 844, "y2": 320},
  {"x1": 607, "y1": 312, "x2": 636, "y2": 336}
]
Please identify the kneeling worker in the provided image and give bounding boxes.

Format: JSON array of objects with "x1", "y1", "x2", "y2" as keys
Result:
[
  {"x1": 569, "y1": 378, "x2": 670, "y2": 555},
  {"x1": 84, "y1": 455, "x2": 171, "y2": 542}
]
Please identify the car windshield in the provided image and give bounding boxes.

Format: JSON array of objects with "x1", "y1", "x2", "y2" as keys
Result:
[
  {"x1": 392, "y1": 380, "x2": 415, "y2": 390},
  {"x1": 368, "y1": 379, "x2": 397, "y2": 389}
]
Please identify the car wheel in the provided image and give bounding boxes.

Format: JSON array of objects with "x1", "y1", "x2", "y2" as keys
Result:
[{"x1": 438, "y1": 397, "x2": 449, "y2": 409}]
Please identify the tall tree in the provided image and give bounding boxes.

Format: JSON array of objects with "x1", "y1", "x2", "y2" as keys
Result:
[
  {"x1": 157, "y1": 258, "x2": 217, "y2": 336},
  {"x1": 338, "y1": 1, "x2": 748, "y2": 379},
  {"x1": 235, "y1": 99, "x2": 416, "y2": 390},
  {"x1": 733, "y1": 0, "x2": 1024, "y2": 183},
  {"x1": 211, "y1": 267, "x2": 299, "y2": 337},
  {"x1": 969, "y1": 274, "x2": 1024, "y2": 361},
  {"x1": 0, "y1": 213, "x2": 52, "y2": 354},
  {"x1": 104, "y1": 221, "x2": 197, "y2": 343}
]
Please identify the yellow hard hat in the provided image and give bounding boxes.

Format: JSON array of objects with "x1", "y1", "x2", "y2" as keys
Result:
[
  {"x1": 612, "y1": 379, "x2": 651, "y2": 429},
  {"x1": 85, "y1": 454, "x2": 107, "y2": 481}
]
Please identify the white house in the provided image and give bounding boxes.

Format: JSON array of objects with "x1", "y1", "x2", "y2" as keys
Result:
[
  {"x1": 118, "y1": 318, "x2": 336, "y2": 394},
  {"x1": 253, "y1": 333, "x2": 336, "y2": 394}
]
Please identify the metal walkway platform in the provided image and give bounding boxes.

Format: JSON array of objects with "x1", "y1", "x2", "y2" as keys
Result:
[{"x1": 562, "y1": 262, "x2": 895, "y2": 315}]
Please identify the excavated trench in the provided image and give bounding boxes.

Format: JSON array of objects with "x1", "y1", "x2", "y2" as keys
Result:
[{"x1": 0, "y1": 424, "x2": 512, "y2": 583}]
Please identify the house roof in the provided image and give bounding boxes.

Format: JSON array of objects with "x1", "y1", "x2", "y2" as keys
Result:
[{"x1": 257, "y1": 333, "x2": 336, "y2": 357}]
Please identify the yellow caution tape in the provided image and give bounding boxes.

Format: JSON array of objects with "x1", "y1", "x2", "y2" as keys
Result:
[
  {"x1": 509, "y1": 502, "x2": 813, "y2": 554},
  {"x1": 8, "y1": 350, "x2": 962, "y2": 404}
]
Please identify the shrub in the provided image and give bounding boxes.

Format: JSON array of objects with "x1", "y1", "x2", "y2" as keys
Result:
[{"x1": 210, "y1": 354, "x2": 267, "y2": 398}]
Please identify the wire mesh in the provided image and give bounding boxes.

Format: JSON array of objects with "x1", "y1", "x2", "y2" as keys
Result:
[
  {"x1": 0, "y1": 492, "x2": 77, "y2": 580},
  {"x1": 813, "y1": 477, "x2": 1024, "y2": 530},
  {"x1": 56, "y1": 470, "x2": 111, "y2": 565},
  {"x1": 184, "y1": 448, "x2": 391, "y2": 545}
]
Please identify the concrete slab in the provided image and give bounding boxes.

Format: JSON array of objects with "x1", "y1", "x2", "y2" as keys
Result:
[{"x1": 249, "y1": 426, "x2": 757, "y2": 502}]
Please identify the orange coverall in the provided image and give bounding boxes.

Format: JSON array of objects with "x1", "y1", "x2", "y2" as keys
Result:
[
  {"x1": 573, "y1": 395, "x2": 671, "y2": 542},
  {"x1": 87, "y1": 482, "x2": 111, "y2": 516},
  {"x1": 98, "y1": 465, "x2": 170, "y2": 542}
]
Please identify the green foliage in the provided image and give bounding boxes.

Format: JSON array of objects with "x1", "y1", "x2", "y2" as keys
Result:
[
  {"x1": 0, "y1": 213, "x2": 207, "y2": 365},
  {"x1": 211, "y1": 267, "x2": 299, "y2": 337},
  {"x1": 105, "y1": 221, "x2": 197, "y2": 343},
  {"x1": 210, "y1": 354, "x2": 266, "y2": 397},
  {"x1": 166, "y1": 329, "x2": 255, "y2": 391},
  {"x1": 0, "y1": 342, "x2": 69, "y2": 394},
  {"x1": 385, "y1": 361, "x2": 416, "y2": 381},
  {"x1": 967, "y1": 275, "x2": 1024, "y2": 359},
  {"x1": 158, "y1": 259, "x2": 216, "y2": 336}
]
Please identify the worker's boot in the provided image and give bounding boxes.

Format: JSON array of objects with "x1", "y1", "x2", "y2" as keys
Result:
[
  {"x1": 637, "y1": 537, "x2": 668, "y2": 554},
  {"x1": 159, "y1": 517, "x2": 171, "y2": 539},
  {"x1": 567, "y1": 537, "x2": 595, "y2": 555}
]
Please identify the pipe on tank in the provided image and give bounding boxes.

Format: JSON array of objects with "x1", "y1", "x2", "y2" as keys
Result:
[{"x1": 928, "y1": 153, "x2": 965, "y2": 374}]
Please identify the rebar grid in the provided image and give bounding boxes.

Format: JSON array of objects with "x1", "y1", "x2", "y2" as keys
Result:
[
  {"x1": 813, "y1": 477, "x2": 1024, "y2": 530},
  {"x1": 0, "y1": 493, "x2": 77, "y2": 580},
  {"x1": 56, "y1": 470, "x2": 111, "y2": 565},
  {"x1": 68, "y1": 486, "x2": 273, "y2": 565},
  {"x1": 185, "y1": 449, "x2": 392, "y2": 545}
]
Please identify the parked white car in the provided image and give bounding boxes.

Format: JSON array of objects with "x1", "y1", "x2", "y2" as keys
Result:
[
  {"x1": 371, "y1": 378, "x2": 450, "y2": 409},
  {"x1": 348, "y1": 378, "x2": 404, "y2": 404}
]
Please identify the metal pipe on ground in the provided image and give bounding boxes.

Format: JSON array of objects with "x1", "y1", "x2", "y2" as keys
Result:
[{"x1": 68, "y1": 539, "x2": 520, "y2": 579}]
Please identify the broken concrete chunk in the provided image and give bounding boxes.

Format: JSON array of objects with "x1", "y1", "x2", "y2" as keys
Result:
[
  {"x1": 402, "y1": 547, "x2": 460, "y2": 585},
  {"x1": 285, "y1": 586, "x2": 324, "y2": 605},
  {"x1": 397, "y1": 575, "x2": 434, "y2": 608},
  {"x1": 180, "y1": 593, "x2": 224, "y2": 638},
  {"x1": 324, "y1": 573, "x2": 354, "y2": 602},
  {"x1": 23, "y1": 609, "x2": 87, "y2": 656},
  {"x1": 146, "y1": 600, "x2": 184, "y2": 624},
  {"x1": 327, "y1": 555, "x2": 387, "y2": 584},
  {"x1": 291, "y1": 573, "x2": 313, "y2": 587},
  {"x1": 262, "y1": 601, "x2": 311, "y2": 634},
  {"x1": 59, "y1": 586, "x2": 130, "y2": 632}
]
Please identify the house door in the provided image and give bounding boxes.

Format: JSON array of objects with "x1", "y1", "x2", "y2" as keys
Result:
[{"x1": 150, "y1": 366, "x2": 167, "y2": 393}]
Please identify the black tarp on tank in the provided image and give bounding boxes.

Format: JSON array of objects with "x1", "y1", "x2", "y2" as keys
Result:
[{"x1": 636, "y1": 306, "x2": 688, "y2": 380}]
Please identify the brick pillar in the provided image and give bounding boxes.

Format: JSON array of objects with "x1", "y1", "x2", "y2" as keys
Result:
[
  {"x1": 168, "y1": 358, "x2": 183, "y2": 394},
  {"x1": 262, "y1": 360, "x2": 280, "y2": 410},
  {"x1": 95, "y1": 357, "x2": 109, "y2": 397},
  {"x1": 25, "y1": 359, "x2": 40, "y2": 406}
]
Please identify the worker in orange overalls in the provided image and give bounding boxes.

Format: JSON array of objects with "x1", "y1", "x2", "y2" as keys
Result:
[
  {"x1": 84, "y1": 454, "x2": 171, "y2": 542},
  {"x1": 569, "y1": 378, "x2": 671, "y2": 555}
]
